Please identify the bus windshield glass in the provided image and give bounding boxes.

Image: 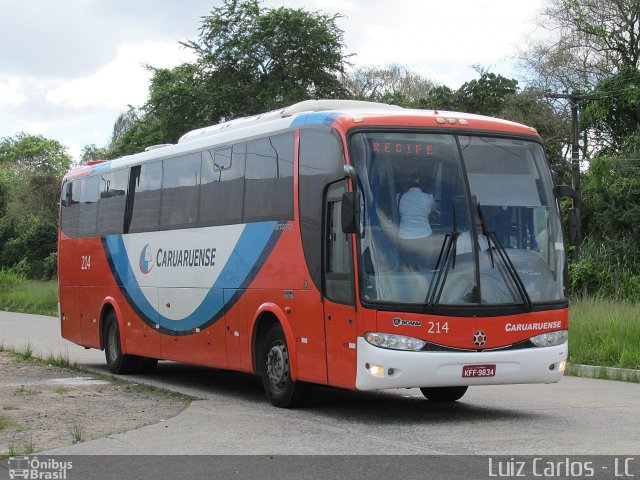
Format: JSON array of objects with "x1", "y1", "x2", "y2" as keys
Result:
[{"x1": 349, "y1": 131, "x2": 566, "y2": 308}]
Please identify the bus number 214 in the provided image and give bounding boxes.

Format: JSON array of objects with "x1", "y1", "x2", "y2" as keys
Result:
[
  {"x1": 81, "y1": 255, "x2": 91, "y2": 270},
  {"x1": 427, "y1": 322, "x2": 449, "y2": 334}
]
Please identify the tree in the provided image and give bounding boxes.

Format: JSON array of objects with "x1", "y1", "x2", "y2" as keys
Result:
[
  {"x1": 110, "y1": 0, "x2": 349, "y2": 155},
  {"x1": 581, "y1": 67, "x2": 640, "y2": 155},
  {"x1": 0, "y1": 132, "x2": 71, "y2": 177},
  {"x1": 454, "y1": 71, "x2": 519, "y2": 117},
  {"x1": 518, "y1": 0, "x2": 640, "y2": 92},
  {"x1": 0, "y1": 133, "x2": 71, "y2": 278},
  {"x1": 418, "y1": 70, "x2": 519, "y2": 117},
  {"x1": 343, "y1": 64, "x2": 435, "y2": 106},
  {"x1": 80, "y1": 144, "x2": 109, "y2": 164}
]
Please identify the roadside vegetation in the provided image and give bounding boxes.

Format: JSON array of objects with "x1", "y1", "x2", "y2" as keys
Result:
[
  {"x1": 0, "y1": 270, "x2": 57, "y2": 316},
  {"x1": 568, "y1": 298, "x2": 640, "y2": 370}
]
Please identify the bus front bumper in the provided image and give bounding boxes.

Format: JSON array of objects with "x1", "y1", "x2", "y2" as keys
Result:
[{"x1": 355, "y1": 337, "x2": 568, "y2": 391}]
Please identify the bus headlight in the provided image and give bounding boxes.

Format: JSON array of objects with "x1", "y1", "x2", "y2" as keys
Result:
[
  {"x1": 364, "y1": 332, "x2": 426, "y2": 351},
  {"x1": 530, "y1": 330, "x2": 568, "y2": 347}
]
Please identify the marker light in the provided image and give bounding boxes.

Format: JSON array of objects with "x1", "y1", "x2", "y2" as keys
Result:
[
  {"x1": 364, "y1": 332, "x2": 426, "y2": 351},
  {"x1": 530, "y1": 330, "x2": 568, "y2": 347}
]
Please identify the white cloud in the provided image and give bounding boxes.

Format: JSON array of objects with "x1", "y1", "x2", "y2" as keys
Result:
[
  {"x1": 46, "y1": 41, "x2": 195, "y2": 110},
  {"x1": 0, "y1": 77, "x2": 27, "y2": 107}
]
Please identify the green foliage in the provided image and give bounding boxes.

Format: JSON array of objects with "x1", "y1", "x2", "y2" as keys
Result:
[
  {"x1": 111, "y1": 0, "x2": 349, "y2": 155},
  {"x1": 569, "y1": 237, "x2": 640, "y2": 301},
  {"x1": 419, "y1": 71, "x2": 518, "y2": 117},
  {"x1": 80, "y1": 144, "x2": 109, "y2": 165},
  {"x1": 0, "y1": 279, "x2": 58, "y2": 316},
  {"x1": 581, "y1": 155, "x2": 640, "y2": 240},
  {"x1": 0, "y1": 132, "x2": 71, "y2": 177},
  {"x1": 581, "y1": 67, "x2": 640, "y2": 155},
  {"x1": 0, "y1": 133, "x2": 67, "y2": 280},
  {"x1": 343, "y1": 64, "x2": 435, "y2": 106},
  {"x1": 569, "y1": 297, "x2": 640, "y2": 369}
]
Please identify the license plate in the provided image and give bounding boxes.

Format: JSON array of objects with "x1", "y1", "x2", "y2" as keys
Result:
[{"x1": 462, "y1": 364, "x2": 496, "y2": 378}]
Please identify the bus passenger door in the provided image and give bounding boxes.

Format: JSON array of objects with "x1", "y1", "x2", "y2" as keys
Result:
[{"x1": 323, "y1": 181, "x2": 357, "y2": 389}]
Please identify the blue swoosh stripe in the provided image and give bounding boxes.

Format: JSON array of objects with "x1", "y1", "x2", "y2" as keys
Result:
[
  {"x1": 103, "y1": 222, "x2": 279, "y2": 334},
  {"x1": 290, "y1": 112, "x2": 340, "y2": 127}
]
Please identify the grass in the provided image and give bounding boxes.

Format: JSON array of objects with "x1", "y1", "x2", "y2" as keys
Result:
[
  {"x1": 14, "y1": 386, "x2": 40, "y2": 396},
  {"x1": 569, "y1": 297, "x2": 640, "y2": 370},
  {"x1": 0, "y1": 414, "x2": 18, "y2": 431},
  {"x1": 70, "y1": 422, "x2": 85, "y2": 444},
  {"x1": 1, "y1": 345, "x2": 194, "y2": 405},
  {"x1": 0, "y1": 275, "x2": 58, "y2": 317},
  {"x1": 7, "y1": 440, "x2": 33, "y2": 456}
]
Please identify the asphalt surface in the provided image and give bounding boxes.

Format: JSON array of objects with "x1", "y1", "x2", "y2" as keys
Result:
[{"x1": 1, "y1": 310, "x2": 639, "y2": 455}]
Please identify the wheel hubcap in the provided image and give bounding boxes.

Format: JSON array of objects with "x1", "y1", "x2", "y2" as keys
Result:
[{"x1": 266, "y1": 341, "x2": 289, "y2": 390}]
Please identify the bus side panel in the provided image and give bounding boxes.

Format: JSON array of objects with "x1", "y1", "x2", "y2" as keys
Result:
[
  {"x1": 224, "y1": 289, "x2": 242, "y2": 371},
  {"x1": 120, "y1": 287, "x2": 161, "y2": 359},
  {"x1": 78, "y1": 287, "x2": 103, "y2": 348},
  {"x1": 59, "y1": 286, "x2": 81, "y2": 345},
  {"x1": 289, "y1": 289, "x2": 327, "y2": 385},
  {"x1": 242, "y1": 225, "x2": 328, "y2": 385}
]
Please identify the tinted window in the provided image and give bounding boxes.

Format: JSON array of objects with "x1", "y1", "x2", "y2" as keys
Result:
[
  {"x1": 298, "y1": 128, "x2": 345, "y2": 290},
  {"x1": 244, "y1": 133, "x2": 294, "y2": 222},
  {"x1": 60, "y1": 180, "x2": 79, "y2": 238},
  {"x1": 160, "y1": 153, "x2": 201, "y2": 229},
  {"x1": 97, "y1": 169, "x2": 128, "y2": 235},
  {"x1": 325, "y1": 182, "x2": 354, "y2": 305},
  {"x1": 77, "y1": 176, "x2": 99, "y2": 237},
  {"x1": 128, "y1": 161, "x2": 162, "y2": 233},
  {"x1": 200, "y1": 144, "x2": 245, "y2": 226},
  {"x1": 299, "y1": 128, "x2": 344, "y2": 226}
]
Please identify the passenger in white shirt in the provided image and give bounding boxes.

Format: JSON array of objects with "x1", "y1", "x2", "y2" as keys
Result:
[{"x1": 397, "y1": 176, "x2": 434, "y2": 270}]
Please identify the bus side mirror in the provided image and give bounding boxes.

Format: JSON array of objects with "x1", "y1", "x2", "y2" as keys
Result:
[
  {"x1": 341, "y1": 191, "x2": 358, "y2": 234},
  {"x1": 568, "y1": 208, "x2": 580, "y2": 246},
  {"x1": 555, "y1": 185, "x2": 580, "y2": 246},
  {"x1": 554, "y1": 185, "x2": 577, "y2": 200}
]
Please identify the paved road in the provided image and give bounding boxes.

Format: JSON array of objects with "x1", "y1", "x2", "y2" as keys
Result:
[{"x1": 1, "y1": 311, "x2": 639, "y2": 455}]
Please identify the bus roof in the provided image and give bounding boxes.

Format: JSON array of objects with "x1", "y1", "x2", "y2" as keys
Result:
[{"x1": 64, "y1": 99, "x2": 540, "y2": 180}]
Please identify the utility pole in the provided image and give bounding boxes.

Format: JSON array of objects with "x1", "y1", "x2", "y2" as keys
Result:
[{"x1": 545, "y1": 92, "x2": 603, "y2": 259}]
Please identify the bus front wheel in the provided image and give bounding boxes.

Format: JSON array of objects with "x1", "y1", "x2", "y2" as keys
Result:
[
  {"x1": 104, "y1": 311, "x2": 140, "y2": 374},
  {"x1": 260, "y1": 324, "x2": 311, "y2": 408},
  {"x1": 420, "y1": 386, "x2": 468, "y2": 402}
]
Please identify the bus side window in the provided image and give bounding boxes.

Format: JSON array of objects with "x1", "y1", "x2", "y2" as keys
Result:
[
  {"x1": 160, "y1": 153, "x2": 201, "y2": 230},
  {"x1": 60, "y1": 180, "x2": 79, "y2": 238},
  {"x1": 200, "y1": 143, "x2": 245, "y2": 226},
  {"x1": 244, "y1": 133, "x2": 294, "y2": 223},
  {"x1": 97, "y1": 169, "x2": 128, "y2": 236},
  {"x1": 77, "y1": 175, "x2": 99, "y2": 238},
  {"x1": 128, "y1": 162, "x2": 162, "y2": 233},
  {"x1": 325, "y1": 182, "x2": 355, "y2": 305}
]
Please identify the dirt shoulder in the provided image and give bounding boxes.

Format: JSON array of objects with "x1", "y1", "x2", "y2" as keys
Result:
[{"x1": 0, "y1": 352, "x2": 191, "y2": 455}]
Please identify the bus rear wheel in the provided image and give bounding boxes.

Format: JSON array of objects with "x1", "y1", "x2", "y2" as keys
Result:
[
  {"x1": 420, "y1": 386, "x2": 468, "y2": 402},
  {"x1": 260, "y1": 324, "x2": 311, "y2": 408},
  {"x1": 104, "y1": 311, "x2": 140, "y2": 374}
]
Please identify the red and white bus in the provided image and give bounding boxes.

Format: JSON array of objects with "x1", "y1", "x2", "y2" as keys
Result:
[{"x1": 58, "y1": 100, "x2": 570, "y2": 407}]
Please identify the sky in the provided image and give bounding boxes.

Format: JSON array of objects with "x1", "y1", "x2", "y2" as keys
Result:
[{"x1": 0, "y1": 0, "x2": 547, "y2": 162}]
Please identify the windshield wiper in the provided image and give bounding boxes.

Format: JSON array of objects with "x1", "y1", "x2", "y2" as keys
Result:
[
  {"x1": 476, "y1": 204, "x2": 533, "y2": 310},
  {"x1": 425, "y1": 204, "x2": 458, "y2": 308}
]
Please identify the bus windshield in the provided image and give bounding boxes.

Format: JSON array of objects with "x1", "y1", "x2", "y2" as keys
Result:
[{"x1": 349, "y1": 131, "x2": 566, "y2": 308}]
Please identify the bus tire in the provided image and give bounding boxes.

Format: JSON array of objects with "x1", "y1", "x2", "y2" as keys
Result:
[
  {"x1": 104, "y1": 311, "x2": 140, "y2": 374},
  {"x1": 260, "y1": 323, "x2": 311, "y2": 408},
  {"x1": 420, "y1": 386, "x2": 468, "y2": 402}
]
